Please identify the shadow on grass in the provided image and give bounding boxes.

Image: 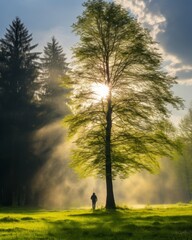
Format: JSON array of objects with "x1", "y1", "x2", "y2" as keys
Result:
[
  {"x1": 1, "y1": 207, "x2": 192, "y2": 240},
  {"x1": 0, "y1": 206, "x2": 48, "y2": 214},
  {"x1": 47, "y1": 209, "x2": 192, "y2": 240}
]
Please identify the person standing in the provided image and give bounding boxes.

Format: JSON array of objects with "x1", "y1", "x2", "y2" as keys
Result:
[{"x1": 90, "y1": 192, "x2": 97, "y2": 210}]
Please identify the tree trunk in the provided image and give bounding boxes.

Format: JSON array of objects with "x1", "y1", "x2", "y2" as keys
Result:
[{"x1": 105, "y1": 94, "x2": 116, "y2": 209}]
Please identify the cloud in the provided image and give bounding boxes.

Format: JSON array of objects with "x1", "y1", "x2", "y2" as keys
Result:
[
  {"x1": 115, "y1": 0, "x2": 192, "y2": 85},
  {"x1": 115, "y1": 0, "x2": 166, "y2": 39}
]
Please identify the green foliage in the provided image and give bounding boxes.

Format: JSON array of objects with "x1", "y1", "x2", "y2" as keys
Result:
[
  {"x1": 175, "y1": 103, "x2": 192, "y2": 201},
  {"x1": 65, "y1": 0, "x2": 183, "y2": 180},
  {"x1": 41, "y1": 36, "x2": 68, "y2": 99},
  {"x1": 0, "y1": 205, "x2": 192, "y2": 239},
  {"x1": 179, "y1": 102, "x2": 192, "y2": 143},
  {"x1": 42, "y1": 36, "x2": 67, "y2": 76}
]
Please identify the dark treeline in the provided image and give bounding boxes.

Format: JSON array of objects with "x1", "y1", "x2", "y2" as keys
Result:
[{"x1": 0, "y1": 17, "x2": 69, "y2": 206}]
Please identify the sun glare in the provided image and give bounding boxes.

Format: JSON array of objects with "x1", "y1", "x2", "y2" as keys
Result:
[{"x1": 91, "y1": 83, "x2": 109, "y2": 100}]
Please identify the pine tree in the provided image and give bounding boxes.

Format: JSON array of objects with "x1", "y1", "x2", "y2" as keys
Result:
[
  {"x1": 0, "y1": 17, "x2": 40, "y2": 206},
  {"x1": 41, "y1": 36, "x2": 68, "y2": 102},
  {"x1": 29, "y1": 37, "x2": 70, "y2": 206}
]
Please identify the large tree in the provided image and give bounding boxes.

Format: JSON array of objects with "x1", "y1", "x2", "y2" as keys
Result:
[
  {"x1": 0, "y1": 17, "x2": 39, "y2": 206},
  {"x1": 65, "y1": 0, "x2": 183, "y2": 209}
]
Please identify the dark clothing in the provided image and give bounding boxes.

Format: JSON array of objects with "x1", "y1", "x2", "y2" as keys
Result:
[{"x1": 91, "y1": 193, "x2": 97, "y2": 210}]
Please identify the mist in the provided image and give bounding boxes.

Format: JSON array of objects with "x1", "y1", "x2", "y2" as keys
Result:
[{"x1": 31, "y1": 120, "x2": 185, "y2": 209}]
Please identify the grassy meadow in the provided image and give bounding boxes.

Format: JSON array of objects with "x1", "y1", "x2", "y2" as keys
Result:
[{"x1": 0, "y1": 204, "x2": 192, "y2": 240}]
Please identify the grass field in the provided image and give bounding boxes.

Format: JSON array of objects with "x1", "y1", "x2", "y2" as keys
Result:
[{"x1": 0, "y1": 204, "x2": 192, "y2": 240}]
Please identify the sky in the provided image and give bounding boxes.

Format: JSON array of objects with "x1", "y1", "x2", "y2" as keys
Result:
[{"x1": 0, "y1": 0, "x2": 192, "y2": 123}]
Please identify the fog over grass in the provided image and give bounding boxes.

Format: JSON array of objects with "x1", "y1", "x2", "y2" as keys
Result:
[{"x1": 31, "y1": 119, "x2": 183, "y2": 209}]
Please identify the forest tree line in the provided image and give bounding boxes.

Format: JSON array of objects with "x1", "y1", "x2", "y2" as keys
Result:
[
  {"x1": 0, "y1": 17, "x2": 69, "y2": 206},
  {"x1": 0, "y1": 16, "x2": 192, "y2": 207}
]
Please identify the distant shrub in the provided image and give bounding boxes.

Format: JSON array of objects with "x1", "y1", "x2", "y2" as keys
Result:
[
  {"x1": 0, "y1": 216, "x2": 19, "y2": 222},
  {"x1": 21, "y1": 217, "x2": 34, "y2": 221}
]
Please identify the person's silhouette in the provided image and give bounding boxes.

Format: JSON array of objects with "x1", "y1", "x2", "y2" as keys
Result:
[{"x1": 90, "y1": 192, "x2": 97, "y2": 210}]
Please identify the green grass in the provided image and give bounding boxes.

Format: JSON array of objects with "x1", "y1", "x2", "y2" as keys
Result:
[{"x1": 0, "y1": 204, "x2": 192, "y2": 239}]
